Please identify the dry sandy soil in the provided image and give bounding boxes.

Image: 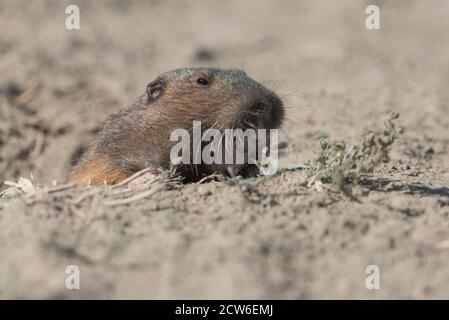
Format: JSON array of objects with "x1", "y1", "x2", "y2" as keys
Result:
[{"x1": 1, "y1": 0, "x2": 449, "y2": 299}]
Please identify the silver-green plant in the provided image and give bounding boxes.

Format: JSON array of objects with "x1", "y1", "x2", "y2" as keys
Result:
[{"x1": 303, "y1": 111, "x2": 403, "y2": 190}]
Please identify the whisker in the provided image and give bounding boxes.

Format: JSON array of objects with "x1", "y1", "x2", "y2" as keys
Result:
[{"x1": 282, "y1": 117, "x2": 300, "y2": 128}]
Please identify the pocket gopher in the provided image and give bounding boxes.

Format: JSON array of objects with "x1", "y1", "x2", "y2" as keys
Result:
[{"x1": 71, "y1": 67, "x2": 284, "y2": 185}]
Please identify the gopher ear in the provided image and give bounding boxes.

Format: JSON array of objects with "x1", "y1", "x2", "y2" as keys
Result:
[{"x1": 146, "y1": 77, "x2": 165, "y2": 102}]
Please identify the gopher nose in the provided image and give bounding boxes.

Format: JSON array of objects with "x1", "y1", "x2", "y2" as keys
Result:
[
  {"x1": 248, "y1": 93, "x2": 284, "y2": 129},
  {"x1": 250, "y1": 101, "x2": 271, "y2": 114}
]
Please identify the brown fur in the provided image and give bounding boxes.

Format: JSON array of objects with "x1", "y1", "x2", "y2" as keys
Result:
[{"x1": 71, "y1": 155, "x2": 128, "y2": 186}]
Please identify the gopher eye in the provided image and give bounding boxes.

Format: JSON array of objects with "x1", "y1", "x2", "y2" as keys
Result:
[{"x1": 197, "y1": 77, "x2": 210, "y2": 86}]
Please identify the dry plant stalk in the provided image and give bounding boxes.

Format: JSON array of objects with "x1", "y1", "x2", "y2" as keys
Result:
[{"x1": 0, "y1": 177, "x2": 36, "y2": 198}]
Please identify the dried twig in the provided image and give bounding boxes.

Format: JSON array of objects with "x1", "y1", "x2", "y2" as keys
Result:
[
  {"x1": 103, "y1": 185, "x2": 166, "y2": 207},
  {"x1": 110, "y1": 167, "x2": 157, "y2": 189},
  {"x1": 24, "y1": 182, "x2": 76, "y2": 199},
  {"x1": 15, "y1": 82, "x2": 43, "y2": 105},
  {"x1": 1, "y1": 177, "x2": 36, "y2": 198},
  {"x1": 197, "y1": 173, "x2": 225, "y2": 184},
  {"x1": 66, "y1": 187, "x2": 105, "y2": 205}
]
